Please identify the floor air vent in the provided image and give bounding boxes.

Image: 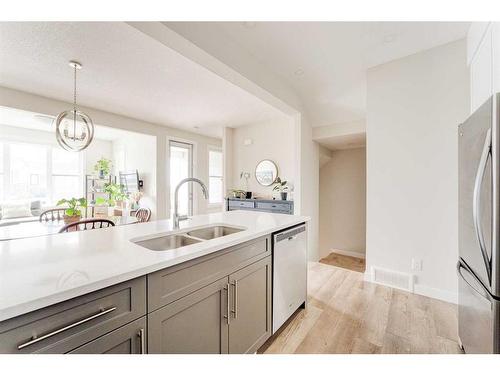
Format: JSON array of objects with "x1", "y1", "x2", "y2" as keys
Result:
[{"x1": 370, "y1": 266, "x2": 414, "y2": 292}]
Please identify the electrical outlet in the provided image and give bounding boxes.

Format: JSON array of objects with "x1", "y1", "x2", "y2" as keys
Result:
[{"x1": 411, "y1": 258, "x2": 422, "y2": 271}]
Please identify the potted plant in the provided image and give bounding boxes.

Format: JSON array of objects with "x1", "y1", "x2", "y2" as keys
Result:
[
  {"x1": 95, "y1": 183, "x2": 128, "y2": 216},
  {"x1": 272, "y1": 177, "x2": 289, "y2": 200},
  {"x1": 228, "y1": 189, "x2": 246, "y2": 199},
  {"x1": 57, "y1": 197, "x2": 87, "y2": 223},
  {"x1": 94, "y1": 157, "x2": 112, "y2": 179}
]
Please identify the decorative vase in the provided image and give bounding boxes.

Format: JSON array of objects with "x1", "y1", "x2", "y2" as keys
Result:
[
  {"x1": 63, "y1": 214, "x2": 81, "y2": 224},
  {"x1": 245, "y1": 191, "x2": 253, "y2": 199},
  {"x1": 98, "y1": 169, "x2": 105, "y2": 179},
  {"x1": 280, "y1": 192, "x2": 288, "y2": 201}
]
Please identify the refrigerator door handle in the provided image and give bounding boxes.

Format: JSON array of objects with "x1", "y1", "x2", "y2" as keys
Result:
[
  {"x1": 457, "y1": 260, "x2": 492, "y2": 302},
  {"x1": 473, "y1": 127, "x2": 492, "y2": 284}
]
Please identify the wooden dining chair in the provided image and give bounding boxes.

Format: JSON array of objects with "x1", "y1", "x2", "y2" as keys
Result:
[
  {"x1": 58, "y1": 218, "x2": 115, "y2": 233},
  {"x1": 135, "y1": 207, "x2": 151, "y2": 223},
  {"x1": 39, "y1": 208, "x2": 67, "y2": 222}
]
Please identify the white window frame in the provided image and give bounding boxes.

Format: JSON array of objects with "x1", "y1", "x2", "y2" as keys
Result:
[{"x1": 208, "y1": 146, "x2": 223, "y2": 207}]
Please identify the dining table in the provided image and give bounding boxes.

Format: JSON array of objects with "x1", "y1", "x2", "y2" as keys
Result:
[{"x1": 0, "y1": 215, "x2": 139, "y2": 241}]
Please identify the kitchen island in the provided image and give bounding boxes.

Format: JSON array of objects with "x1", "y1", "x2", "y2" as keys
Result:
[{"x1": 0, "y1": 211, "x2": 309, "y2": 354}]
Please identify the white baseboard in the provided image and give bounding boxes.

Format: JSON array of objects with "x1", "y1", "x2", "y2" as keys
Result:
[
  {"x1": 414, "y1": 284, "x2": 458, "y2": 304},
  {"x1": 329, "y1": 248, "x2": 366, "y2": 259},
  {"x1": 364, "y1": 266, "x2": 457, "y2": 304}
]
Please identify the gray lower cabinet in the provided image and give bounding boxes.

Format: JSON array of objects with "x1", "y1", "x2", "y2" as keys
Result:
[
  {"x1": 228, "y1": 256, "x2": 272, "y2": 354},
  {"x1": 69, "y1": 317, "x2": 147, "y2": 354},
  {"x1": 147, "y1": 255, "x2": 272, "y2": 354},
  {"x1": 148, "y1": 277, "x2": 229, "y2": 354}
]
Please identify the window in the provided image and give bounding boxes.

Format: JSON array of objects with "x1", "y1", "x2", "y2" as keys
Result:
[
  {"x1": 0, "y1": 143, "x2": 4, "y2": 201},
  {"x1": 8, "y1": 142, "x2": 48, "y2": 202},
  {"x1": 208, "y1": 149, "x2": 223, "y2": 204},
  {"x1": 51, "y1": 148, "x2": 82, "y2": 203},
  {"x1": 169, "y1": 140, "x2": 193, "y2": 217},
  {"x1": 0, "y1": 141, "x2": 83, "y2": 206}
]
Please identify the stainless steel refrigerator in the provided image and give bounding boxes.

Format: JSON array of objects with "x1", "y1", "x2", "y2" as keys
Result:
[{"x1": 458, "y1": 93, "x2": 500, "y2": 353}]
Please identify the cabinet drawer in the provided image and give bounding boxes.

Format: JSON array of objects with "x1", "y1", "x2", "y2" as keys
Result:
[
  {"x1": 69, "y1": 317, "x2": 146, "y2": 354},
  {"x1": 0, "y1": 277, "x2": 146, "y2": 353},
  {"x1": 228, "y1": 200, "x2": 255, "y2": 209},
  {"x1": 148, "y1": 236, "x2": 270, "y2": 311},
  {"x1": 255, "y1": 202, "x2": 291, "y2": 212}
]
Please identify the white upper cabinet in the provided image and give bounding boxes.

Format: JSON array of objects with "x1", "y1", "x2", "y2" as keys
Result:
[
  {"x1": 492, "y1": 23, "x2": 500, "y2": 96},
  {"x1": 468, "y1": 22, "x2": 500, "y2": 114}
]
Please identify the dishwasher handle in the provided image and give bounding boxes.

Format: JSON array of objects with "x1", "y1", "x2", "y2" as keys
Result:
[{"x1": 275, "y1": 224, "x2": 306, "y2": 243}]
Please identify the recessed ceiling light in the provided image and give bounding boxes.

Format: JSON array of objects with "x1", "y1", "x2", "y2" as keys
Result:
[
  {"x1": 294, "y1": 68, "x2": 304, "y2": 76},
  {"x1": 242, "y1": 22, "x2": 257, "y2": 29}
]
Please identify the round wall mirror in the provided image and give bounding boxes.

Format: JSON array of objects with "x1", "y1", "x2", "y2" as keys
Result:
[{"x1": 255, "y1": 159, "x2": 278, "y2": 186}]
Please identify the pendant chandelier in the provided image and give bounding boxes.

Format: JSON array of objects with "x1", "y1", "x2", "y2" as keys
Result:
[{"x1": 54, "y1": 60, "x2": 94, "y2": 152}]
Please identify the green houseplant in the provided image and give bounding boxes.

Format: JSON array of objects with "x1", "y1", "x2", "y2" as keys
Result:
[
  {"x1": 94, "y1": 157, "x2": 112, "y2": 179},
  {"x1": 272, "y1": 177, "x2": 289, "y2": 201},
  {"x1": 95, "y1": 183, "x2": 128, "y2": 215},
  {"x1": 57, "y1": 197, "x2": 87, "y2": 223}
]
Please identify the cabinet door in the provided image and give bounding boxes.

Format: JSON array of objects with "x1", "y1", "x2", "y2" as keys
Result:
[
  {"x1": 228, "y1": 256, "x2": 272, "y2": 354},
  {"x1": 69, "y1": 317, "x2": 146, "y2": 354},
  {"x1": 148, "y1": 277, "x2": 229, "y2": 354},
  {"x1": 471, "y1": 26, "x2": 493, "y2": 113}
]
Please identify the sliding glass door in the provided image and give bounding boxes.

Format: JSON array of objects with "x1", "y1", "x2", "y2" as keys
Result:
[{"x1": 169, "y1": 140, "x2": 193, "y2": 218}]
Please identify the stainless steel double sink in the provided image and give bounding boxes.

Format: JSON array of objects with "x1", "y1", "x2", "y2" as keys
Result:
[{"x1": 131, "y1": 225, "x2": 245, "y2": 251}]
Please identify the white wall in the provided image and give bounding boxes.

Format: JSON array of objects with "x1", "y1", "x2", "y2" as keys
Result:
[
  {"x1": 84, "y1": 139, "x2": 113, "y2": 176},
  {"x1": 227, "y1": 117, "x2": 296, "y2": 199},
  {"x1": 366, "y1": 39, "x2": 470, "y2": 303},
  {"x1": 0, "y1": 86, "x2": 222, "y2": 219},
  {"x1": 299, "y1": 115, "x2": 320, "y2": 261},
  {"x1": 319, "y1": 147, "x2": 366, "y2": 259}
]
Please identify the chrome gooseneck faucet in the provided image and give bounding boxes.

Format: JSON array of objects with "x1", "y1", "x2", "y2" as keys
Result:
[{"x1": 173, "y1": 177, "x2": 209, "y2": 229}]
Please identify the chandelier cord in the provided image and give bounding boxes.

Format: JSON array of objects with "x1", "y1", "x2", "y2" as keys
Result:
[{"x1": 73, "y1": 64, "x2": 77, "y2": 140}]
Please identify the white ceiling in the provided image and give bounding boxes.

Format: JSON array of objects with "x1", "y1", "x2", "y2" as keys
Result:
[
  {"x1": 167, "y1": 22, "x2": 470, "y2": 127},
  {"x1": 0, "y1": 22, "x2": 287, "y2": 138}
]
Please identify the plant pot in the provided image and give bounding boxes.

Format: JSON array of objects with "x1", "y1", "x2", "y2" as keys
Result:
[
  {"x1": 280, "y1": 192, "x2": 288, "y2": 201},
  {"x1": 63, "y1": 214, "x2": 81, "y2": 224},
  {"x1": 98, "y1": 170, "x2": 106, "y2": 179}
]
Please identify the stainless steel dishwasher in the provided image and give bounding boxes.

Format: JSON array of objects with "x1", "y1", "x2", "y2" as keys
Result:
[{"x1": 272, "y1": 223, "x2": 307, "y2": 333}]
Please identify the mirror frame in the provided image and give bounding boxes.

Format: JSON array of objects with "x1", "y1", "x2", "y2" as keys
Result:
[{"x1": 255, "y1": 159, "x2": 278, "y2": 187}]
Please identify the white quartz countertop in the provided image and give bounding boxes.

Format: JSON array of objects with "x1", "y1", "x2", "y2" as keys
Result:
[{"x1": 0, "y1": 211, "x2": 309, "y2": 322}]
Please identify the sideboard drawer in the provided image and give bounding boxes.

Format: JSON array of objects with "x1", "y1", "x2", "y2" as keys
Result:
[
  {"x1": 228, "y1": 200, "x2": 255, "y2": 209},
  {"x1": 0, "y1": 277, "x2": 146, "y2": 354},
  {"x1": 255, "y1": 202, "x2": 291, "y2": 212}
]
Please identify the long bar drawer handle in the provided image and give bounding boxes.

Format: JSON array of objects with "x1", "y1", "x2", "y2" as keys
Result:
[
  {"x1": 138, "y1": 328, "x2": 145, "y2": 354},
  {"x1": 17, "y1": 306, "x2": 117, "y2": 350},
  {"x1": 231, "y1": 280, "x2": 238, "y2": 319}
]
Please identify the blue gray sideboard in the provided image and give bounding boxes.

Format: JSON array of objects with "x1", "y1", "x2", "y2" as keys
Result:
[{"x1": 226, "y1": 198, "x2": 294, "y2": 215}]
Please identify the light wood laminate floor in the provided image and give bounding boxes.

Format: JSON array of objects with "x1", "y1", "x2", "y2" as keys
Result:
[
  {"x1": 320, "y1": 252, "x2": 366, "y2": 273},
  {"x1": 260, "y1": 262, "x2": 463, "y2": 354}
]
